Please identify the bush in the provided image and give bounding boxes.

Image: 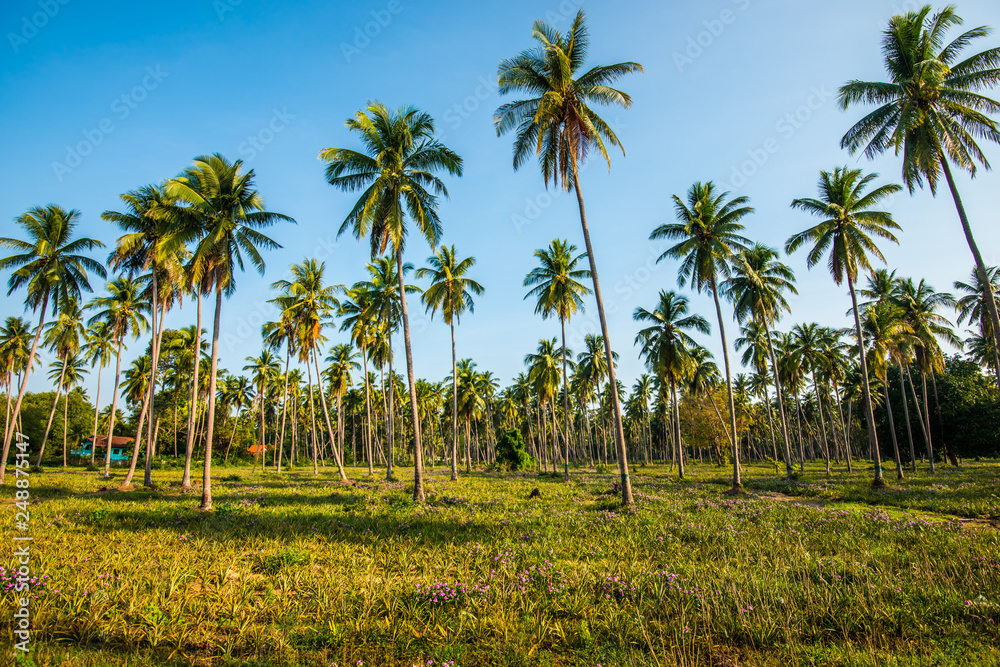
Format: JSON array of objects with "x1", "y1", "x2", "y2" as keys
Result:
[{"x1": 496, "y1": 429, "x2": 532, "y2": 472}]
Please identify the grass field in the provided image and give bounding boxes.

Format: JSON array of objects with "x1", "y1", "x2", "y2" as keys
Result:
[{"x1": 3, "y1": 459, "x2": 999, "y2": 666}]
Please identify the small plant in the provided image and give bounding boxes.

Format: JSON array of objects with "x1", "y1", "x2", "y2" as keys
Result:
[{"x1": 496, "y1": 429, "x2": 532, "y2": 472}]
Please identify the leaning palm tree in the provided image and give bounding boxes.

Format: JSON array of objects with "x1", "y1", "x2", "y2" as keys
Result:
[
  {"x1": 495, "y1": 9, "x2": 643, "y2": 505},
  {"x1": 35, "y1": 297, "x2": 86, "y2": 466},
  {"x1": 652, "y1": 182, "x2": 752, "y2": 492},
  {"x1": 954, "y1": 266, "x2": 1000, "y2": 385},
  {"x1": 271, "y1": 259, "x2": 346, "y2": 479},
  {"x1": 787, "y1": 167, "x2": 903, "y2": 487},
  {"x1": 325, "y1": 343, "x2": 361, "y2": 468},
  {"x1": 523, "y1": 239, "x2": 591, "y2": 481},
  {"x1": 87, "y1": 276, "x2": 150, "y2": 478},
  {"x1": 0, "y1": 205, "x2": 106, "y2": 483},
  {"x1": 633, "y1": 290, "x2": 710, "y2": 478},
  {"x1": 321, "y1": 102, "x2": 462, "y2": 501},
  {"x1": 80, "y1": 320, "x2": 114, "y2": 465},
  {"x1": 164, "y1": 153, "x2": 294, "y2": 510},
  {"x1": 0, "y1": 317, "x2": 33, "y2": 441},
  {"x1": 839, "y1": 4, "x2": 1000, "y2": 370},
  {"x1": 416, "y1": 245, "x2": 483, "y2": 482},
  {"x1": 104, "y1": 183, "x2": 186, "y2": 489},
  {"x1": 722, "y1": 243, "x2": 798, "y2": 478}
]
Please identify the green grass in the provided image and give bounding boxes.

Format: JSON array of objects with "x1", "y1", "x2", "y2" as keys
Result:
[{"x1": 3, "y1": 459, "x2": 999, "y2": 666}]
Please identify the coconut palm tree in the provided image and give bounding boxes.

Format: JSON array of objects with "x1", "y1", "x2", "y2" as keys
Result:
[
  {"x1": 325, "y1": 343, "x2": 361, "y2": 467},
  {"x1": 652, "y1": 182, "x2": 752, "y2": 492},
  {"x1": 338, "y1": 286, "x2": 379, "y2": 475},
  {"x1": 0, "y1": 317, "x2": 33, "y2": 441},
  {"x1": 790, "y1": 323, "x2": 839, "y2": 475},
  {"x1": 321, "y1": 102, "x2": 462, "y2": 502},
  {"x1": 723, "y1": 243, "x2": 798, "y2": 477},
  {"x1": 954, "y1": 266, "x2": 1000, "y2": 385},
  {"x1": 787, "y1": 167, "x2": 903, "y2": 487},
  {"x1": 525, "y1": 339, "x2": 566, "y2": 473},
  {"x1": 244, "y1": 351, "x2": 280, "y2": 472},
  {"x1": 55, "y1": 354, "x2": 87, "y2": 467},
  {"x1": 104, "y1": 183, "x2": 187, "y2": 489},
  {"x1": 35, "y1": 297, "x2": 85, "y2": 466},
  {"x1": 416, "y1": 245, "x2": 483, "y2": 481},
  {"x1": 839, "y1": 5, "x2": 1000, "y2": 366},
  {"x1": 80, "y1": 321, "x2": 113, "y2": 465},
  {"x1": 634, "y1": 290, "x2": 710, "y2": 478},
  {"x1": 221, "y1": 374, "x2": 253, "y2": 464},
  {"x1": 576, "y1": 333, "x2": 618, "y2": 467},
  {"x1": 165, "y1": 153, "x2": 293, "y2": 509},
  {"x1": 87, "y1": 276, "x2": 150, "y2": 478},
  {"x1": 523, "y1": 239, "x2": 591, "y2": 481},
  {"x1": 271, "y1": 259, "x2": 346, "y2": 479},
  {"x1": 262, "y1": 309, "x2": 298, "y2": 472},
  {"x1": 0, "y1": 205, "x2": 106, "y2": 483},
  {"x1": 495, "y1": 9, "x2": 642, "y2": 505}
]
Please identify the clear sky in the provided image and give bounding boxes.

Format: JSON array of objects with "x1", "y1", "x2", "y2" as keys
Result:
[{"x1": 2, "y1": 0, "x2": 998, "y2": 403}]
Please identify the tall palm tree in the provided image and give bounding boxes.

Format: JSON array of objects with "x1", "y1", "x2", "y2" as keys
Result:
[
  {"x1": 104, "y1": 183, "x2": 186, "y2": 489},
  {"x1": 0, "y1": 317, "x2": 33, "y2": 442},
  {"x1": 839, "y1": 5, "x2": 1000, "y2": 369},
  {"x1": 652, "y1": 182, "x2": 752, "y2": 492},
  {"x1": 262, "y1": 309, "x2": 298, "y2": 472},
  {"x1": 633, "y1": 290, "x2": 710, "y2": 478},
  {"x1": 723, "y1": 243, "x2": 798, "y2": 477},
  {"x1": 790, "y1": 323, "x2": 839, "y2": 475},
  {"x1": 0, "y1": 205, "x2": 106, "y2": 483},
  {"x1": 271, "y1": 259, "x2": 346, "y2": 479},
  {"x1": 244, "y1": 350, "x2": 280, "y2": 472},
  {"x1": 525, "y1": 339, "x2": 566, "y2": 473},
  {"x1": 322, "y1": 102, "x2": 462, "y2": 502},
  {"x1": 523, "y1": 239, "x2": 591, "y2": 481},
  {"x1": 80, "y1": 320, "x2": 114, "y2": 465},
  {"x1": 954, "y1": 266, "x2": 1000, "y2": 384},
  {"x1": 165, "y1": 153, "x2": 293, "y2": 509},
  {"x1": 88, "y1": 276, "x2": 150, "y2": 478},
  {"x1": 221, "y1": 374, "x2": 253, "y2": 464},
  {"x1": 339, "y1": 286, "x2": 379, "y2": 475},
  {"x1": 325, "y1": 343, "x2": 360, "y2": 467},
  {"x1": 416, "y1": 245, "x2": 483, "y2": 481},
  {"x1": 495, "y1": 9, "x2": 643, "y2": 505},
  {"x1": 576, "y1": 333, "x2": 618, "y2": 466},
  {"x1": 35, "y1": 297, "x2": 85, "y2": 466},
  {"x1": 54, "y1": 355, "x2": 87, "y2": 467},
  {"x1": 787, "y1": 167, "x2": 902, "y2": 487}
]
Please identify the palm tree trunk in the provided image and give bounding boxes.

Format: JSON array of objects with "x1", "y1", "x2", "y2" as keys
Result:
[
  {"x1": 832, "y1": 381, "x2": 852, "y2": 472},
  {"x1": 104, "y1": 336, "x2": 124, "y2": 479},
  {"x1": 306, "y1": 362, "x2": 318, "y2": 474},
  {"x1": 311, "y1": 345, "x2": 347, "y2": 480},
  {"x1": 559, "y1": 317, "x2": 571, "y2": 482},
  {"x1": 362, "y1": 349, "x2": 373, "y2": 475},
  {"x1": 905, "y1": 366, "x2": 933, "y2": 471},
  {"x1": 941, "y1": 156, "x2": 1000, "y2": 382},
  {"x1": 386, "y1": 348, "x2": 394, "y2": 479},
  {"x1": 144, "y1": 274, "x2": 164, "y2": 487},
  {"x1": 393, "y1": 250, "x2": 425, "y2": 501},
  {"x1": 62, "y1": 386, "x2": 69, "y2": 467},
  {"x1": 568, "y1": 155, "x2": 632, "y2": 505},
  {"x1": 709, "y1": 279, "x2": 741, "y2": 491},
  {"x1": 450, "y1": 321, "x2": 459, "y2": 481},
  {"x1": 671, "y1": 379, "x2": 684, "y2": 478},
  {"x1": 223, "y1": 406, "x2": 241, "y2": 464},
  {"x1": 199, "y1": 284, "x2": 224, "y2": 511},
  {"x1": 898, "y1": 362, "x2": 917, "y2": 472},
  {"x1": 883, "y1": 378, "x2": 904, "y2": 480},
  {"x1": 89, "y1": 364, "x2": 104, "y2": 466},
  {"x1": 930, "y1": 372, "x2": 957, "y2": 467},
  {"x1": 276, "y1": 345, "x2": 291, "y2": 473},
  {"x1": 847, "y1": 273, "x2": 884, "y2": 486},
  {"x1": 0, "y1": 294, "x2": 48, "y2": 484},
  {"x1": 764, "y1": 327, "x2": 795, "y2": 477},
  {"x1": 811, "y1": 372, "x2": 831, "y2": 475},
  {"x1": 37, "y1": 356, "x2": 68, "y2": 466},
  {"x1": 182, "y1": 293, "x2": 202, "y2": 489}
]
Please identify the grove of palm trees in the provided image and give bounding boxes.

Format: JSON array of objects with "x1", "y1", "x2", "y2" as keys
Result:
[{"x1": 1, "y1": 3, "x2": 999, "y2": 666}]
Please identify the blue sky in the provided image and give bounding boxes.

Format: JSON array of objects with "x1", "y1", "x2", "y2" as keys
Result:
[{"x1": 2, "y1": 0, "x2": 998, "y2": 402}]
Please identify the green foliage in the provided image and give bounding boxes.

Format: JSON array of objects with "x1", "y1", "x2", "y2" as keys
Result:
[
  {"x1": 14, "y1": 389, "x2": 96, "y2": 461},
  {"x1": 495, "y1": 429, "x2": 532, "y2": 471}
]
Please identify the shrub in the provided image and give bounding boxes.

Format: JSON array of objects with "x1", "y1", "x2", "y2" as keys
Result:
[{"x1": 496, "y1": 429, "x2": 532, "y2": 471}]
